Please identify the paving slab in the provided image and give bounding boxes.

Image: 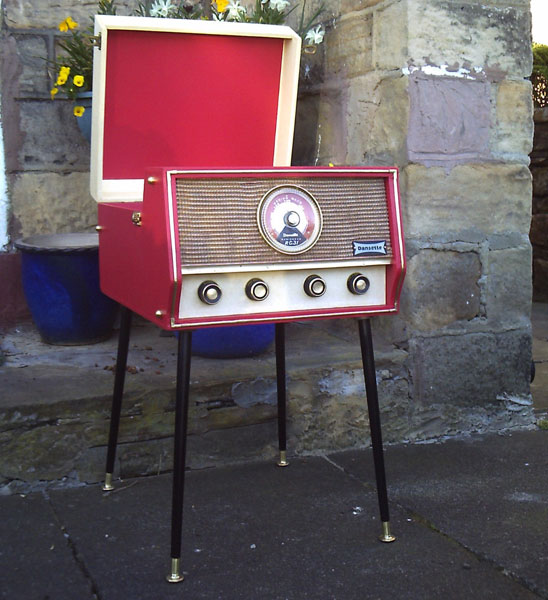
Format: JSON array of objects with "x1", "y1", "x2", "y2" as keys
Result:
[
  {"x1": 0, "y1": 493, "x2": 94, "y2": 600},
  {"x1": 330, "y1": 429, "x2": 548, "y2": 598}
]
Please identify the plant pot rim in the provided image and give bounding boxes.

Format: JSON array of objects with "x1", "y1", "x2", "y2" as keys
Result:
[{"x1": 15, "y1": 233, "x2": 99, "y2": 253}]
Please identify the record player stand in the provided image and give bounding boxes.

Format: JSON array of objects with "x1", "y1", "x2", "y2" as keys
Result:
[{"x1": 102, "y1": 314, "x2": 395, "y2": 584}]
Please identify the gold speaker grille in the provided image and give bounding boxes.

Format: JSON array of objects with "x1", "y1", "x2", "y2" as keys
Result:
[{"x1": 175, "y1": 177, "x2": 392, "y2": 267}]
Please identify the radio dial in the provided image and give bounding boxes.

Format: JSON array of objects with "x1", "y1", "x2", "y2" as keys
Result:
[
  {"x1": 198, "y1": 280, "x2": 222, "y2": 305},
  {"x1": 246, "y1": 278, "x2": 269, "y2": 301},
  {"x1": 304, "y1": 275, "x2": 326, "y2": 297},
  {"x1": 347, "y1": 273, "x2": 370, "y2": 295}
]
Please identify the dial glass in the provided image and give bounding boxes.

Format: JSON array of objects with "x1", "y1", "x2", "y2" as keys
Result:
[{"x1": 257, "y1": 185, "x2": 323, "y2": 254}]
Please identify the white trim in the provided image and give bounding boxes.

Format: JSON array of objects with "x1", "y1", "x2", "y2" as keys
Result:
[
  {"x1": 94, "y1": 15, "x2": 300, "y2": 39},
  {"x1": 91, "y1": 16, "x2": 301, "y2": 203}
]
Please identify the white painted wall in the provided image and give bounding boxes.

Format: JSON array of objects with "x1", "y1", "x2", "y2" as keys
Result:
[
  {"x1": 532, "y1": 0, "x2": 548, "y2": 44},
  {"x1": 0, "y1": 0, "x2": 8, "y2": 250}
]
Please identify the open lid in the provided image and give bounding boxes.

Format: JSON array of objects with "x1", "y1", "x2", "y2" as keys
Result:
[{"x1": 90, "y1": 16, "x2": 301, "y2": 203}]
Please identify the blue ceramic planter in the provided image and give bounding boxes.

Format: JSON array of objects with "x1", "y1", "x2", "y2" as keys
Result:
[
  {"x1": 15, "y1": 233, "x2": 119, "y2": 345},
  {"x1": 75, "y1": 91, "x2": 92, "y2": 143},
  {"x1": 192, "y1": 324, "x2": 275, "y2": 358}
]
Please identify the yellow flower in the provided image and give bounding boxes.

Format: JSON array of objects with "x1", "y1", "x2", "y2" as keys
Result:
[
  {"x1": 50, "y1": 87, "x2": 59, "y2": 99},
  {"x1": 59, "y1": 17, "x2": 78, "y2": 32},
  {"x1": 73, "y1": 75, "x2": 84, "y2": 87},
  {"x1": 56, "y1": 66, "x2": 70, "y2": 86},
  {"x1": 214, "y1": 0, "x2": 229, "y2": 12},
  {"x1": 73, "y1": 106, "x2": 86, "y2": 118}
]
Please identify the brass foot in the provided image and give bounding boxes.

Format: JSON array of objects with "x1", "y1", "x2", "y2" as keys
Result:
[
  {"x1": 102, "y1": 472, "x2": 114, "y2": 492},
  {"x1": 277, "y1": 450, "x2": 289, "y2": 468},
  {"x1": 379, "y1": 521, "x2": 396, "y2": 543},
  {"x1": 166, "y1": 558, "x2": 184, "y2": 583}
]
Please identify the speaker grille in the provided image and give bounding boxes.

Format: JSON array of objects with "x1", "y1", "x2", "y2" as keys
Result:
[{"x1": 175, "y1": 176, "x2": 392, "y2": 267}]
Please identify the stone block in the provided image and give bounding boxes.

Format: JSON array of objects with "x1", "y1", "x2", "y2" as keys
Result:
[
  {"x1": 532, "y1": 121, "x2": 548, "y2": 153},
  {"x1": 373, "y1": 0, "x2": 407, "y2": 70},
  {"x1": 530, "y1": 214, "x2": 548, "y2": 249},
  {"x1": 0, "y1": 253, "x2": 30, "y2": 327},
  {"x1": 326, "y1": 12, "x2": 373, "y2": 78},
  {"x1": 4, "y1": 0, "x2": 134, "y2": 29},
  {"x1": 531, "y1": 166, "x2": 548, "y2": 198},
  {"x1": 344, "y1": 72, "x2": 382, "y2": 163},
  {"x1": 362, "y1": 74, "x2": 409, "y2": 165},
  {"x1": 401, "y1": 249, "x2": 481, "y2": 332},
  {"x1": 10, "y1": 172, "x2": 97, "y2": 239},
  {"x1": 15, "y1": 100, "x2": 90, "y2": 172},
  {"x1": 314, "y1": 87, "x2": 347, "y2": 165},
  {"x1": 491, "y1": 79, "x2": 534, "y2": 160},
  {"x1": 340, "y1": 0, "x2": 384, "y2": 14},
  {"x1": 409, "y1": 329, "x2": 532, "y2": 407},
  {"x1": 533, "y1": 258, "x2": 548, "y2": 301},
  {"x1": 288, "y1": 367, "x2": 411, "y2": 451},
  {"x1": 292, "y1": 93, "x2": 321, "y2": 166},
  {"x1": 407, "y1": 1, "x2": 532, "y2": 78},
  {"x1": 402, "y1": 163, "x2": 532, "y2": 239},
  {"x1": 7, "y1": 34, "x2": 51, "y2": 99},
  {"x1": 484, "y1": 243, "x2": 532, "y2": 328},
  {"x1": 407, "y1": 74, "x2": 491, "y2": 166}
]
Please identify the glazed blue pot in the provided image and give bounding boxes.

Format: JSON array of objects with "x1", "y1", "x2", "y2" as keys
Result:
[
  {"x1": 75, "y1": 91, "x2": 92, "y2": 143},
  {"x1": 15, "y1": 233, "x2": 119, "y2": 345},
  {"x1": 192, "y1": 324, "x2": 275, "y2": 358}
]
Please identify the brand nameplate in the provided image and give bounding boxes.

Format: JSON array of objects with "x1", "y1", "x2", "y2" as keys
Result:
[{"x1": 352, "y1": 241, "x2": 387, "y2": 256}]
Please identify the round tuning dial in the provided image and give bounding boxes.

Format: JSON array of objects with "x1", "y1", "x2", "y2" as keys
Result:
[
  {"x1": 197, "y1": 280, "x2": 222, "y2": 305},
  {"x1": 257, "y1": 185, "x2": 322, "y2": 254},
  {"x1": 347, "y1": 273, "x2": 370, "y2": 295},
  {"x1": 245, "y1": 278, "x2": 269, "y2": 301},
  {"x1": 303, "y1": 274, "x2": 326, "y2": 298}
]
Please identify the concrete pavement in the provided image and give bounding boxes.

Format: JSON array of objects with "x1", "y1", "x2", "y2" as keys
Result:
[{"x1": 1, "y1": 429, "x2": 547, "y2": 600}]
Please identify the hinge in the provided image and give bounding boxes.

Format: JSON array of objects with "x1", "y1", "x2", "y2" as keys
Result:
[{"x1": 90, "y1": 35, "x2": 102, "y2": 50}]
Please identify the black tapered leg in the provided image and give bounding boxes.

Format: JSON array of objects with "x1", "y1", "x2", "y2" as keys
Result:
[
  {"x1": 166, "y1": 330, "x2": 192, "y2": 583},
  {"x1": 103, "y1": 306, "x2": 132, "y2": 491},
  {"x1": 275, "y1": 323, "x2": 289, "y2": 467},
  {"x1": 358, "y1": 318, "x2": 396, "y2": 543}
]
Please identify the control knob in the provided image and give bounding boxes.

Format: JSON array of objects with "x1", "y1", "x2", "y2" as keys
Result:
[
  {"x1": 197, "y1": 280, "x2": 222, "y2": 305},
  {"x1": 303, "y1": 274, "x2": 326, "y2": 297},
  {"x1": 347, "y1": 273, "x2": 370, "y2": 295},
  {"x1": 245, "y1": 278, "x2": 269, "y2": 301}
]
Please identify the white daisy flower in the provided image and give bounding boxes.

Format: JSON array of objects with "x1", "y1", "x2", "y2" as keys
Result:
[
  {"x1": 305, "y1": 24, "x2": 325, "y2": 45},
  {"x1": 269, "y1": 0, "x2": 290, "y2": 11},
  {"x1": 226, "y1": 0, "x2": 247, "y2": 20}
]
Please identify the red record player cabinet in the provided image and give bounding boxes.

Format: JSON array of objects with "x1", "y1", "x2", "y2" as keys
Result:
[
  {"x1": 92, "y1": 16, "x2": 406, "y2": 587},
  {"x1": 91, "y1": 16, "x2": 405, "y2": 330},
  {"x1": 97, "y1": 166, "x2": 405, "y2": 330}
]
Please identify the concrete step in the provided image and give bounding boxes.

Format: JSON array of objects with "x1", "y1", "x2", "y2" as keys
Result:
[{"x1": 0, "y1": 318, "x2": 407, "y2": 494}]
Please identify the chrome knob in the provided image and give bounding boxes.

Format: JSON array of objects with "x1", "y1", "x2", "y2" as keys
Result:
[
  {"x1": 197, "y1": 280, "x2": 222, "y2": 305},
  {"x1": 347, "y1": 273, "x2": 370, "y2": 295},
  {"x1": 284, "y1": 211, "x2": 300, "y2": 227},
  {"x1": 303, "y1": 274, "x2": 326, "y2": 297},
  {"x1": 245, "y1": 278, "x2": 269, "y2": 301}
]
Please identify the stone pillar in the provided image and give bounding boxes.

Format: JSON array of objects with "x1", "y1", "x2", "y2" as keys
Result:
[{"x1": 298, "y1": 0, "x2": 535, "y2": 438}]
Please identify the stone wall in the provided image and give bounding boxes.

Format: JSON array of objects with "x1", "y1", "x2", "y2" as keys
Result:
[
  {"x1": 297, "y1": 0, "x2": 535, "y2": 437},
  {"x1": 0, "y1": 0, "x2": 537, "y2": 479},
  {"x1": 531, "y1": 107, "x2": 548, "y2": 301}
]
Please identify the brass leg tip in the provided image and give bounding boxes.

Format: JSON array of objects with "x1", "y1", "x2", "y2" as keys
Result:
[
  {"x1": 277, "y1": 450, "x2": 289, "y2": 468},
  {"x1": 379, "y1": 521, "x2": 396, "y2": 543},
  {"x1": 166, "y1": 558, "x2": 184, "y2": 583},
  {"x1": 102, "y1": 473, "x2": 114, "y2": 491}
]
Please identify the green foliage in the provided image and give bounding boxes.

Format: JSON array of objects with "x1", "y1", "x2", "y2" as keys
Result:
[{"x1": 532, "y1": 43, "x2": 548, "y2": 108}]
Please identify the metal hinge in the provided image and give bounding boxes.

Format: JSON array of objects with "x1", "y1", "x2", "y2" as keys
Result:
[{"x1": 90, "y1": 35, "x2": 102, "y2": 50}]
